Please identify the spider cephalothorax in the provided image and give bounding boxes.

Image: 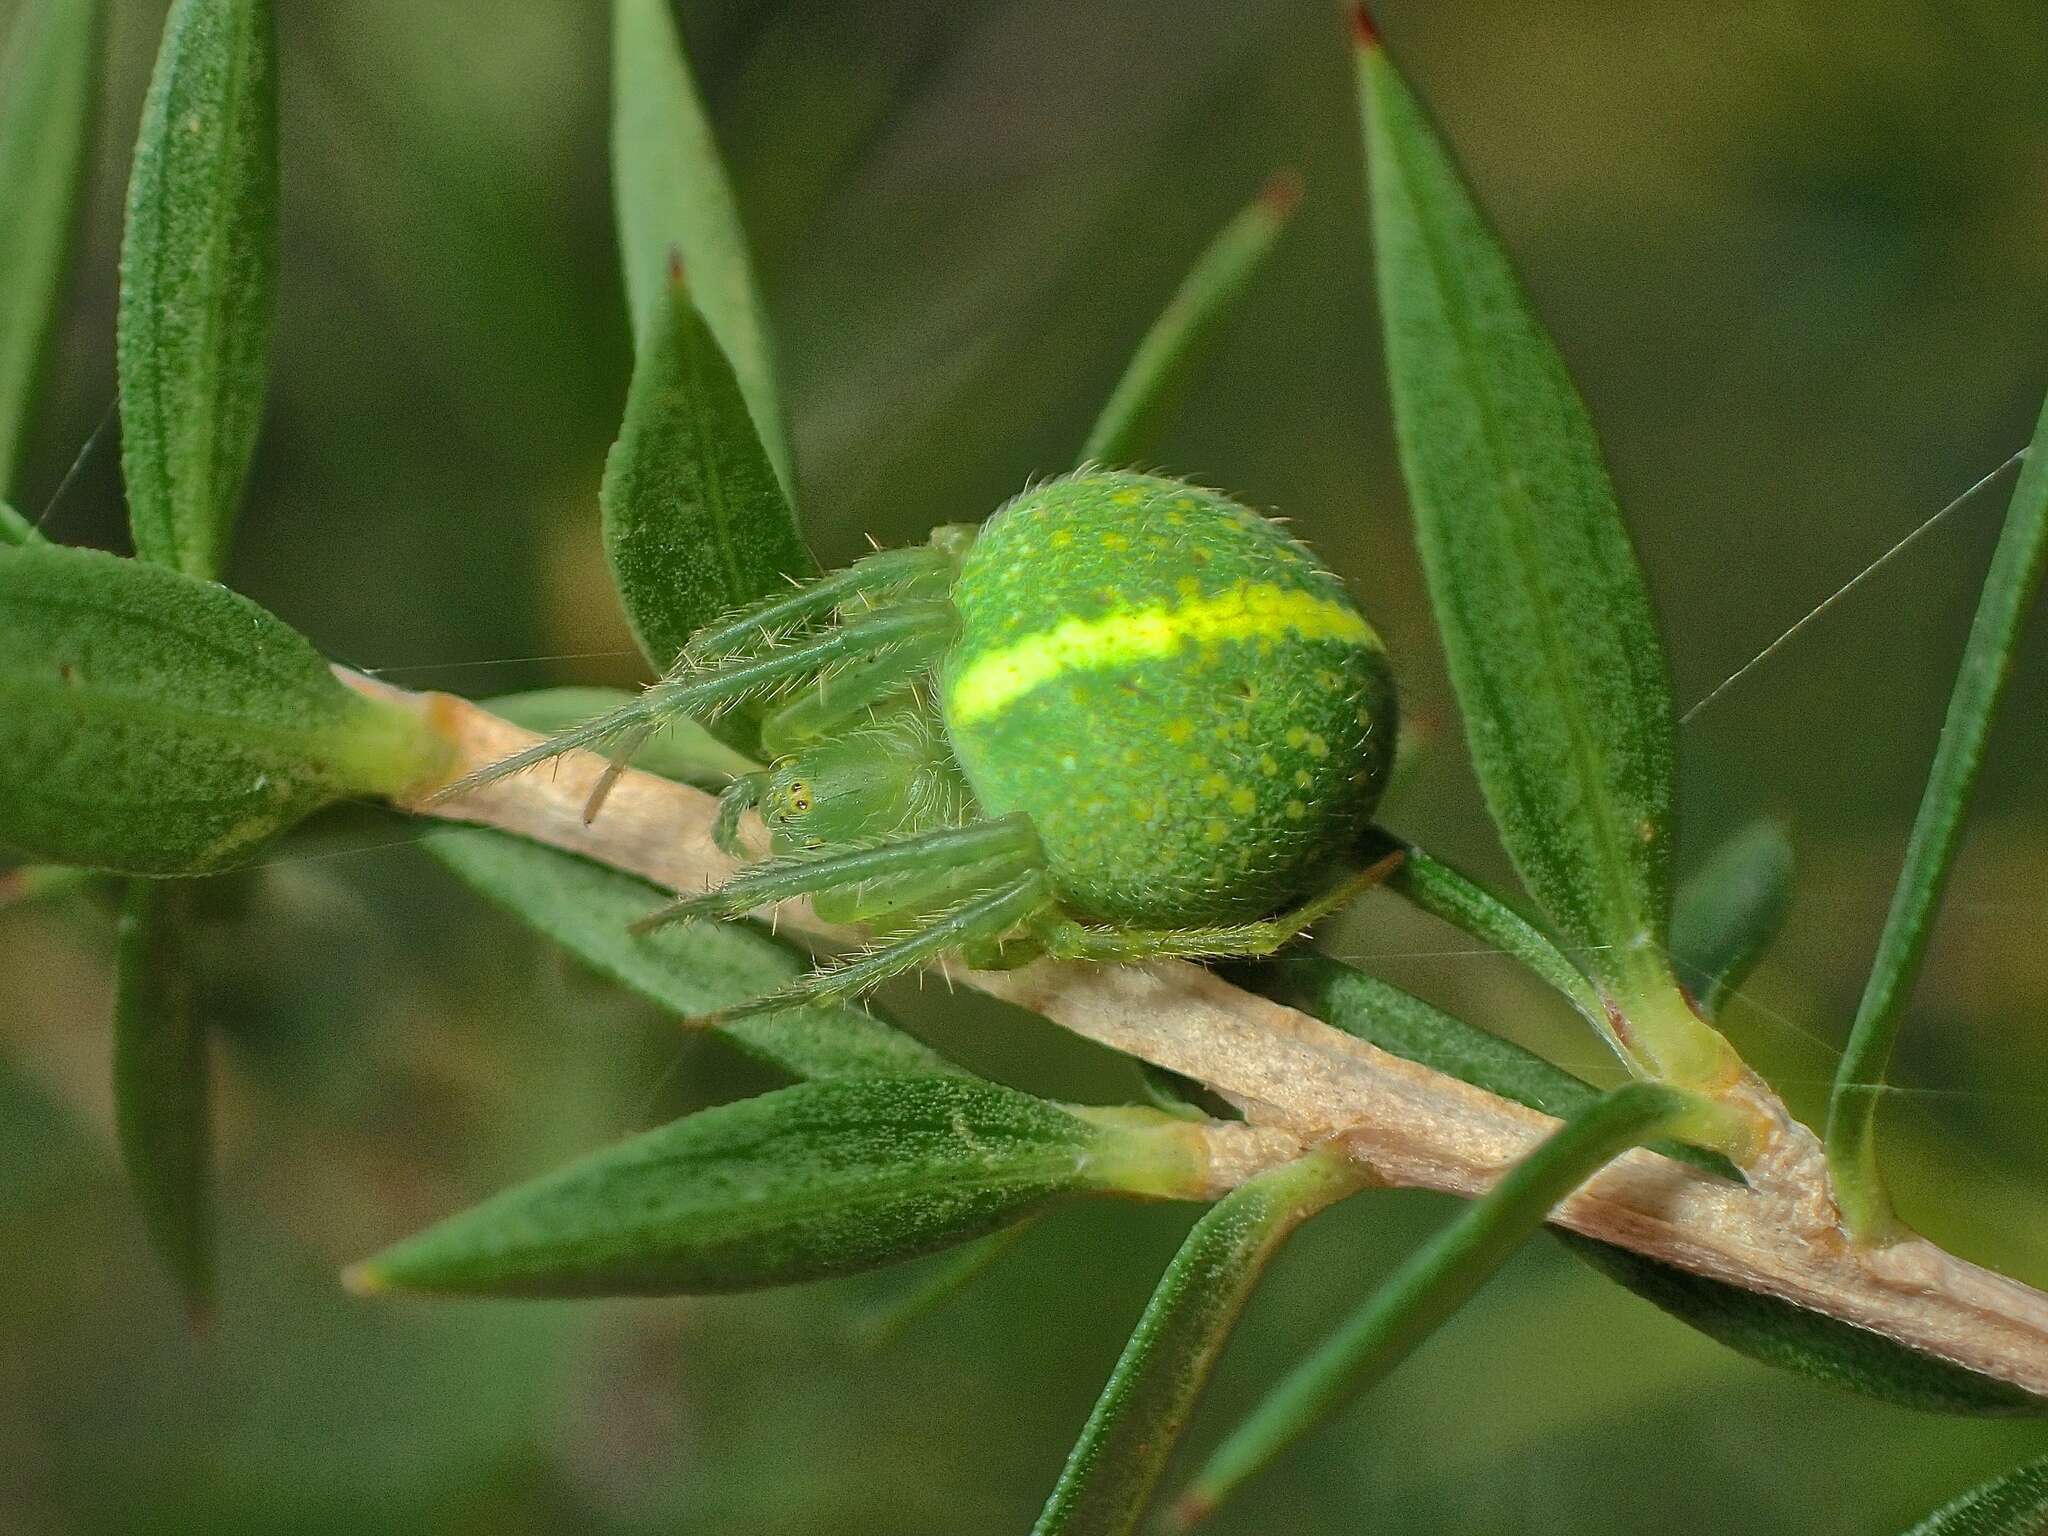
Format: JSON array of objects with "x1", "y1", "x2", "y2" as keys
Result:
[{"x1": 446, "y1": 470, "x2": 1399, "y2": 1017}]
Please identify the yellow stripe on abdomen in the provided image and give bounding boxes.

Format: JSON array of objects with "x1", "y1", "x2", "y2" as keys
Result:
[{"x1": 946, "y1": 581, "x2": 1375, "y2": 726}]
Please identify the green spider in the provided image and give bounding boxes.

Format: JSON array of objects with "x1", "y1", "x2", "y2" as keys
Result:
[{"x1": 445, "y1": 470, "x2": 1400, "y2": 1019}]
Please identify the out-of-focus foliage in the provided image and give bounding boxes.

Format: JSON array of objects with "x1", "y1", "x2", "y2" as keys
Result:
[
  {"x1": 112, "y1": 879, "x2": 213, "y2": 1315},
  {"x1": 4, "y1": 1, "x2": 2047, "y2": 1531},
  {"x1": 0, "y1": 0, "x2": 99, "y2": 494}
]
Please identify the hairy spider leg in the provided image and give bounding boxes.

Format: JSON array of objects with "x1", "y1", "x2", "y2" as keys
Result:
[
  {"x1": 578, "y1": 720, "x2": 662, "y2": 825},
  {"x1": 631, "y1": 814, "x2": 1039, "y2": 933},
  {"x1": 759, "y1": 624, "x2": 953, "y2": 752},
  {"x1": 813, "y1": 841, "x2": 1034, "y2": 926},
  {"x1": 1034, "y1": 850, "x2": 1403, "y2": 962},
  {"x1": 592, "y1": 607, "x2": 960, "y2": 823},
  {"x1": 428, "y1": 602, "x2": 959, "y2": 805},
  {"x1": 597, "y1": 591, "x2": 957, "y2": 824},
  {"x1": 694, "y1": 871, "x2": 1053, "y2": 1025},
  {"x1": 675, "y1": 544, "x2": 955, "y2": 667},
  {"x1": 713, "y1": 772, "x2": 768, "y2": 855}
]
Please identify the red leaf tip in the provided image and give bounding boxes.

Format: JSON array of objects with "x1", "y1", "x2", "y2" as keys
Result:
[
  {"x1": 666, "y1": 245, "x2": 687, "y2": 289},
  {"x1": 1259, "y1": 167, "x2": 1305, "y2": 217},
  {"x1": 1349, "y1": 3, "x2": 1382, "y2": 49}
]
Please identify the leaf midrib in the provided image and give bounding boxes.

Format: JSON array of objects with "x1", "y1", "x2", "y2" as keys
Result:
[
  {"x1": 458, "y1": 1140, "x2": 1100, "y2": 1273},
  {"x1": 679, "y1": 309, "x2": 751, "y2": 609},
  {"x1": 0, "y1": 673, "x2": 350, "y2": 766}
]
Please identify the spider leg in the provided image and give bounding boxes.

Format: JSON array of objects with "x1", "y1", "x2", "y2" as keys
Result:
[
  {"x1": 632, "y1": 815, "x2": 1038, "y2": 932},
  {"x1": 813, "y1": 832, "x2": 1040, "y2": 926},
  {"x1": 579, "y1": 721, "x2": 659, "y2": 824},
  {"x1": 676, "y1": 545, "x2": 952, "y2": 668},
  {"x1": 1036, "y1": 850, "x2": 1402, "y2": 963},
  {"x1": 693, "y1": 871, "x2": 1054, "y2": 1025},
  {"x1": 713, "y1": 771, "x2": 769, "y2": 855},
  {"x1": 429, "y1": 601, "x2": 957, "y2": 805},
  {"x1": 758, "y1": 624, "x2": 952, "y2": 753},
  {"x1": 958, "y1": 929, "x2": 1047, "y2": 971}
]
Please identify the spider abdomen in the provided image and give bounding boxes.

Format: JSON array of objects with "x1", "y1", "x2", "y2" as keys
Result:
[{"x1": 940, "y1": 472, "x2": 1397, "y2": 926}]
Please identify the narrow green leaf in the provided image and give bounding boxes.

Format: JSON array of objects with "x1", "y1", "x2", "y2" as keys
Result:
[
  {"x1": 1900, "y1": 1453, "x2": 2048, "y2": 1536},
  {"x1": 114, "y1": 0, "x2": 251, "y2": 1312},
  {"x1": 1357, "y1": 20, "x2": 1731, "y2": 1086},
  {"x1": 853, "y1": 1218, "x2": 1039, "y2": 1351},
  {"x1": 345, "y1": 1077, "x2": 1209, "y2": 1298},
  {"x1": 611, "y1": 0, "x2": 791, "y2": 494},
  {"x1": 427, "y1": 826, "x2": 954, "y2": 1081},
  {"x1": 486, "y1": 686, "x2": 758, "y2": 786},
  {"x1": 1172, "y1": 1083, "x2": 1690, "y2": 1527},
  {"x1": 113, "y1": 879, "x2": 212, "y2": 1317},
  {"x1": 115, "y1": 0, "x2": 276, "y2": 1306},
  {"x1": 1080, "y1": 172, "x2": 1301, "y2": 469},
  {"x1": 1670, "y1": 818, "x2": 1794, "y2": 1018},
  {"x1": 1258, "y1": 951, "x2": 2046, "y2": 1416},
  {"x1": 0, "y1": 543, "x2": 450, "y2": 873},
  {"x1": 1365, "y1": 828, "x2": 1606, "y2": 1031},
  {"x1": 1558, "y1": 1238, "x2": 2047, "y2": 1418},
  {"x1": 114, "y1": 0, "x2": 266, "y2": 1317},
  {"x1": 1829, "y1": 399, "x2": 2048, "y2": 1239},
  {"x1": 1033, "y1": 1150, "x2": 1365, "y2": 1536},
  {"x1": 1, "y1": 497, "x2": 40, "y2": 545},
  {"x1": 601, "y1": 275, "x2": 813, "y2": 672},
  {"x1": 117, "y1": 0, "x2": 278, "y2": 580},
  {"x1": 0, "y1": 0, "x2": 102, "y2": 494}
]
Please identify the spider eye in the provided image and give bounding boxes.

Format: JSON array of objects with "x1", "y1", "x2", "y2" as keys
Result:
[{"x1": 765, "y1": 779, "x2": 814, "y2": 821}]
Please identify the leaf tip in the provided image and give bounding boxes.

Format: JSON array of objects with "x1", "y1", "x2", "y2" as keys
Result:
[
  {"x1": 1259, "y1": 167, "x2": 1305, "y2": 218},
  {"x1": 340, "y1": 1258, "x2": 391, "y2": 1297},
  {"x1": 1167, "y1": 1488, "x2": 1214, "y2": 1531},
  {"x1": 1348, "y1": 4, "x2": 1383, "y2": 51}
]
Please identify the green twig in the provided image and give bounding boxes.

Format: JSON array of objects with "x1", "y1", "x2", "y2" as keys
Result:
[{"x1": 1827, "y1": 404, "x2": 2048, "y2": 1241}]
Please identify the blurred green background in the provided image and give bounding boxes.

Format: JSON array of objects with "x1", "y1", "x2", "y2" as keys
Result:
[{"x1": 4, "y1": 0, "x2": 2048, "y2": 1530}]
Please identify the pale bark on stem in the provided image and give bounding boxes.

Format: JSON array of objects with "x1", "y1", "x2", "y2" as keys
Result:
[{"x1": 345, "y1": 671, "x2": 2048, "y2": 1399}]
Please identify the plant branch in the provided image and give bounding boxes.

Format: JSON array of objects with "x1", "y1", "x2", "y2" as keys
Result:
[{"x1": 345, "y1": 671, "x2": 2048, "y2": 1400}]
